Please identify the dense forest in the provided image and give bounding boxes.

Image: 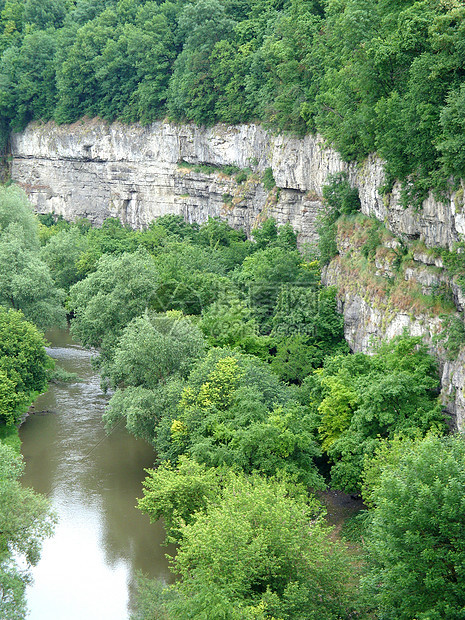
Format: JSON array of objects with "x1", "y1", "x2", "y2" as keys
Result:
[
  {"x1": 0, "y1": 180, "x2": 463, "y2": 618},
  {"x1": 1, "y1": 0, "x2": 465, "y2": 204}
]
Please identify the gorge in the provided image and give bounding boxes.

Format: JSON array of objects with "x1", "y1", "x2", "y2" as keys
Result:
[{"x1": 8, "y1": 119, "x2": 465, "y2": 430}]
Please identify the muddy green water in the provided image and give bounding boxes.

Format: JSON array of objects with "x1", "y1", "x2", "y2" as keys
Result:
[{"x1": 19, "y1": 328, "x2": 174, "y2": 620}]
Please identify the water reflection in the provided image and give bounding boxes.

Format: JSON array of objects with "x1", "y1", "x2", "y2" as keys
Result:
[{"x1": 20, "y1": 328, "x2": 174, "y2": 619}]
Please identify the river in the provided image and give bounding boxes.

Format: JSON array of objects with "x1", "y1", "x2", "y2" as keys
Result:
[{"x1": 19, "y1": 328, "x2": 174, "y2": 619}]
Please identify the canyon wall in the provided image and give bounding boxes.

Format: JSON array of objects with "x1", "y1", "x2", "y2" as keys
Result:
[
  {"x1": 9, "y1": 119, "x2": 465, "y2": 429},
  {"x1": 10, "y1": 119, "x2": 465, "y2": 247}
]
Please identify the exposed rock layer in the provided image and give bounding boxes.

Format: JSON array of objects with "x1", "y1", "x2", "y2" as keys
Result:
[
  {"x1": 323, "y1": 216, "x2": 465, "y2": 431},
  {"x1": 10, "y1": 119, "x2": 465, "y2": 247}
]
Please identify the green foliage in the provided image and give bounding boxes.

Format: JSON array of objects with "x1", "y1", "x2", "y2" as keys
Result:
[
  {"x1": 131, "y1": 573, "x2": 174, "y2": 620},
  {"x1": 196, "y1": 216, "x2": 246, "y2": 250},
  {"x1": 40, "y1": 227, "x2": 88, "y2": 291},
  {"x1": 317, "y1": 217, "x2": 338, "y2": 267},
  {"x1": 152, "y1": 214, "x2": 198, "y2": 242},
  {"x1": 200, "y1": 297, "x2": 262, "y2": 349},
  {"x1": 104, "y1": 379, "x2": 185, "y2": 446},
  {"x1": 23, "y1": 0, "x2": 66, "y2": 29},
  {"x1": 178, "y1": 161, "x2": 242, "y2": 177},
  {"x1": 318, "y1": 172, "x2": 361, "y2": 266},
  {"x1": 0, "y1": 443, "x2": 56, "y2": 618},
  {"x1": 0, "y1": 186, "x2": 66, "y2": 329},
  {"x1": 139, "y1": 474, "x2": 357, "y2": 620},
  {"x1": 0, "y1": 306, "x2": 50, "y2": 425},
  {"x1": 235, "y1": 246, "x2": 315, "y2": 332},
  {"x1": 322, "y1": 172, "x2": 361, "y2": 216},
  {"x1": 75, "y1": 217, "x2": 140, "y2": 275},
  {"x1": 235, "y1": 169, "x2": 248, "y2": 184},
  {"x1": 166, "y1": 0, "x2": 236, "y2": 124},
  {"x1": 105, "y1": 311, "x2": 206, "y2": 390},
  {"x1": 0, "y1": 0, "x2": 464, "y2": 198},
  {"x1": 433, "y1": 314, "x2": 465, "y2": 360},
  {"x1": 361, "y1": 225, "x2": 382, "y2": 260},
  {"x1": 304, "y1": 335, "x2": 446, "y2": 493},
  {"x1": 362, "y1": 434, "x2": 465, "y2": 620},
  {"x1": 138, "y1": 456, "x2": 225, "y2": 543},
  {"x1": 270, "y1": 284, "x2": 348, "y2": 384},
  {"x1": 157, "y1": 350, "x2": 324, "y2": 487},
  {"x1": 0, "y1": 184, "x2": 39, "y2": 248},
  {"x1": 0, "y1": 227, "x2": 66, "y2": 329},
  {"x1": 272, "y1": 285, "x2": 347, "y2": 353},
  {"x1": 252, "y1": 218, "x2": 297, "y2": 251},
  {"x1": 438, "y1": 82, "x2": 465, "y2": 183},
  {"x1": 68, "y1": 249, "x2": 159, "y2": 356},
  {"x1": 340, "y1": 509, "x2": 369, "y2": 545},
  {"x1": 0, "y1": 423, "x2": 20, "y2": 452},
  {"x1": 262, "y1": 167, "x2": 276, "y2": 191},
  {"x1": 46, "y1": 364, "x2": 80, "y2": 384}
]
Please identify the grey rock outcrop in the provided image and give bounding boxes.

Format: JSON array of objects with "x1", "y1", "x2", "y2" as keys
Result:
[
  {"x1": 10, "y1": 119, "x2": 465, "y2": 248},
  {"x1": 323, "y1": 234, "x2": 465, "y2": 431},
  {"x1": 11, "y1": 121, "x2": 327, "y2": 245}
]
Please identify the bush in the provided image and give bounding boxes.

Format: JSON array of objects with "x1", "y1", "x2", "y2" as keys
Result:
[
  {"x1": 362, "y1": 434, "x2": 465, "y2": 620},
  {"x1": 322, "y1": 172, "x2": 360, "y2": 215},
  {"x1": 262, "y1": 167, "x2": 276, "y2": 191},
  {"x1": 318, "y1": 173, "x2": 361, "y2": 266}
]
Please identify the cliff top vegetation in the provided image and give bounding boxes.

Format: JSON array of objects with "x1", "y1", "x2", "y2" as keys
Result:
[{"x1": 1, "y1": 0, "x2": 465, "y2": 205}]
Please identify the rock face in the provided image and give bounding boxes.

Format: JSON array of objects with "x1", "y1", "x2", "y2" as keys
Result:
[
  {"x1": 10, "y1": 119, "x2": 465, "y2": 247},
  {"x1": 10, "y1": 120, "x2": 328, "y2": 245},
  {"x1": 9, "y1": 119, "x2": 465, "y2": 429},
  {"x1": 323, "y1": 216, "x2": 465, "y2": 431}
]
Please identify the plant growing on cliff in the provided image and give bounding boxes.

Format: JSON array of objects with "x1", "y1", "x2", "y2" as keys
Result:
[
  {"x1": 433, "y1": 314, "x2": 465, "y2": 360},
  {"x1": 323, "y1": 173, "x2": 361, "y2": 216},
  {"x1": 262, "y1": 167, "x2": 276, "y2": 191},
  {"x1": 318, "y1": 172, "x2": 361, "y2": 266}
]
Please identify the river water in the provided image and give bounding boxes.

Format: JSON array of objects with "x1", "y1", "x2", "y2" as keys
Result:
[{"x1": 19, "y1": 328, "x2": 174, "y2": 620}]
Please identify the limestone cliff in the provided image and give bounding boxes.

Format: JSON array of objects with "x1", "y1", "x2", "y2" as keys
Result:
[
  {"x1": 9, "y1": 119, "x2": 465, "y2": 429},
  {"x1": 323, "y1": 215, "x2": 465, "y2": 430},
  {"x1": 10, "y1": 119, "x2": 465, "y2": 247}
]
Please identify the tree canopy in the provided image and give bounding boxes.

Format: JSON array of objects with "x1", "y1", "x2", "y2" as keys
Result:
[
  {"x1": 31, "y1": 207, "x2": 456, "y2": 620},
  {"x1": 138, "y1": 472, "x2": 357, "y2": 620},
  {"x1": 0, "y1": 306, "x2": 50, "y2": 425},
  {"x1": 1, "y1": 0, "x2": 465, "y2": 198},
  {"x1": 362, "y1": 434, "x2": 465, "y2": 620},
  {"x1": 0, "y1": 443, "x2": 56, "y2": 618},
  {"x1": 0, "y1": 186, "x2": 65, "y2": 329}
]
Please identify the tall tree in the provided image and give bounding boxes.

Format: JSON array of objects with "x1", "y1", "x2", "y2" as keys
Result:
[
  {"x1": 362, "y1": 434, "x2": 465, "y2": 620},
  {"x1": 0, "y1": 187, "x2": 65, "y2": 329},
  {"x1": 137, "y1": 473, "x2": 357, "y2": 619},
  {"x1": 68, "y1": 249, "x2": 160, "y2": 355}
]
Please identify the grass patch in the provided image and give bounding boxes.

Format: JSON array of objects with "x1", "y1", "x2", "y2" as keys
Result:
[{"x1": 47, "y1": 365, "x2": 81, "y2": 383}]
